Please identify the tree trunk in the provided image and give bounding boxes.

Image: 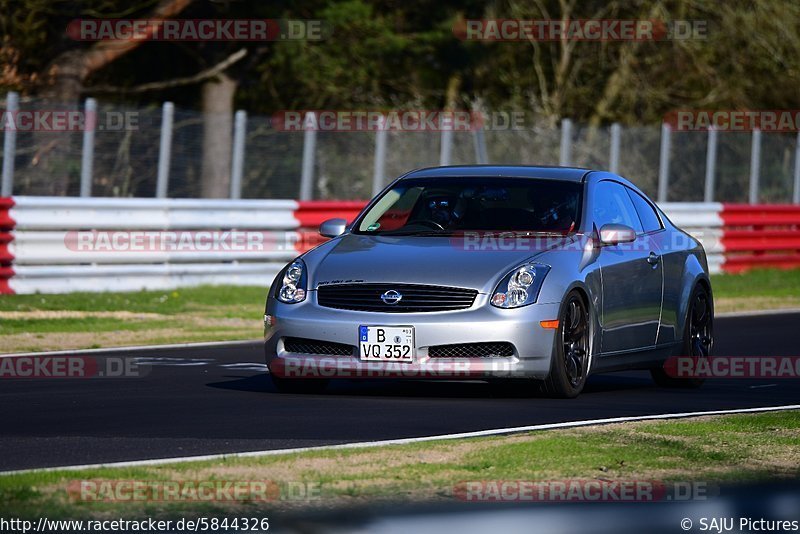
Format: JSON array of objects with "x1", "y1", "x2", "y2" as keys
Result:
[
  {"x1": 29, "y1": 51, "x2": 87, "y2": 195},
  {"x1": 30, "y1": 0, "x2": 194, "y2": 195},
  {"x1": 200, "y1": 74, "x2": 237, "y2": 198}
]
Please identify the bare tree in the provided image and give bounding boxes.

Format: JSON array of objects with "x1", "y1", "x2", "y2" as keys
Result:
[{"x1": 32, "y1": 0, "x2": 194, "y2": 194}]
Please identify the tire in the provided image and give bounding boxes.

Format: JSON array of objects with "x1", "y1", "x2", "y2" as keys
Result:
[
  {"x1": 541, "y1": 290, "x2": 592, "y2": 398},
  {"x1": 270, "y1": 375, "x2": 329, "y2": 394},
  {"x1": 650, "y1": 284, "x2": 713, "y2": 388}
]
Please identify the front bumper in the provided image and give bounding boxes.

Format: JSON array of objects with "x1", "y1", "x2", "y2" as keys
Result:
[{"x1": 264, "y1": 292, "x2": 560, "y2": 380}]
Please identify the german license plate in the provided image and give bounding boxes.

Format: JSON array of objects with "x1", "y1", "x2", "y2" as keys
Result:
[{"x1": 359, "y1": 326, "x2": 414, "y2": 362}]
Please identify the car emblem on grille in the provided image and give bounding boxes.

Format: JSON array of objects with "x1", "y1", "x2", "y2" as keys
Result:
[{"x1": 380, "y1": 290, "x2": 403, "y2": 305}]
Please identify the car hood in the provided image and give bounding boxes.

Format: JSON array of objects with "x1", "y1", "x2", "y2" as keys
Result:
[{"x1": 304, "y1": 233, "x2": 577, "y2": 294}]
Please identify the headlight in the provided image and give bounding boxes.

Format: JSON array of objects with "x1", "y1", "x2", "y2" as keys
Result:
[
  {"x1": 276, "y1": 259, "x2": 307, "y2": 304},
  {"x1": 491, "y1": 263, "x2": 550, "y2": 309}
]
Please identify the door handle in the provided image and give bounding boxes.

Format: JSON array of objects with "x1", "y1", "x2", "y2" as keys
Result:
[{"x1": 647, "y1": 252, "x2": 660, "y2": 266}]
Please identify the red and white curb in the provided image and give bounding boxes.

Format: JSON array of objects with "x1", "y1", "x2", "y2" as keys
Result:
[{"x1": 0, "y1": 197, "x2": 14, "y2": 294}]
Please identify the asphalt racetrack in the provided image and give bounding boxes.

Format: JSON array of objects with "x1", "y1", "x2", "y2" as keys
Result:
[{"x1": 1, "y1": 312, "x2": 798, "y2": 472}]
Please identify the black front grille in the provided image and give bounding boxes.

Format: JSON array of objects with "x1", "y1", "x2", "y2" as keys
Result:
[
  {"x1": 283, "y1": 337, "x2": 354, "y2": 356},
  {"x1": 317, "y1": 283, "x2": 478, "y2": 313},
  {"x1": 428, "y1": 342, "x2": 515, "y2": 358}
]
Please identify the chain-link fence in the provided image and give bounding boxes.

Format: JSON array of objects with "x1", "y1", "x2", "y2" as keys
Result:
[{"x1": 2, "y1": 93, "x2": 800, "y2": 203}]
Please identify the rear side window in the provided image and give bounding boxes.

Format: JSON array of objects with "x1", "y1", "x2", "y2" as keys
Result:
[
  {"x1": 591, "y1": 181, "x2": 643, "y2": 233},
  {"x1": 625, "y1": 188, "x2": 663, "y2": 233}
]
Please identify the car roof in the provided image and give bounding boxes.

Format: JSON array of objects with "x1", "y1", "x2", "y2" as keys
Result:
[{"x1": 400, "y1": 165, "x2": 593, "y2": 182}]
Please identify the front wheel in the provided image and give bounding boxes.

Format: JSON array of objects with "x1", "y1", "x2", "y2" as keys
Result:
[
  {"x1": 540, "y1": 291, "x2": 591, "y2": 398},
  {"x1": 650, "y1": 284, "x2": 713, "y2": 388}
]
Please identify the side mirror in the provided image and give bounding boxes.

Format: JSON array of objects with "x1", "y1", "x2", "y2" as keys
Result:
[
  {"x1": 319, "y1": 218, "x2": 347, "y2": 238},
  {"x1": 599, "y1": 223, "x2": 636, "y2": 246}
]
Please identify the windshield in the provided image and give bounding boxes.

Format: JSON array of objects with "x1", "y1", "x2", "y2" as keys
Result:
[{"x1": 355, "y1": 177, "x2": 582, "y2": 235}]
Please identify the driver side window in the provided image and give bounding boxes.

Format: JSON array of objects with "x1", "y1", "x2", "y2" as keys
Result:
[{"x1": 592, "y1": 181, "x2": 644, "y2": 233}]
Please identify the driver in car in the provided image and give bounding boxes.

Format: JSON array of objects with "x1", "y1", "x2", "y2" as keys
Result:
[{"x1": 529, "y1": 187, "x2": 576, "y2": 233}]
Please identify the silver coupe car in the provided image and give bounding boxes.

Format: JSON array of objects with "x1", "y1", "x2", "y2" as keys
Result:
[{"x1": 264, "y1": 166, "x2": 713, "y2": 397}]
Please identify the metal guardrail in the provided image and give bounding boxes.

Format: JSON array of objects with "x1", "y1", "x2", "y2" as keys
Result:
[
  {"x1": 721, "y1": 204, "x2": 800, "y2": 272},
  {"x1": 657, "y1": 202, "x2": 724, "y2": 274},
  {"x1": 0, "y1": 197, "x2": 792, "y2": 294},
  {"x1": 10, "y1": 196, "x2": 298, "y2": 230},
  {"x1": 5, "y1": 197, "x2": 300, "y2": 293}
]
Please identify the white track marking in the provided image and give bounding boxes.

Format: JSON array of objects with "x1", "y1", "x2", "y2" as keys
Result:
[
  {"x1": 0, "y1": 339, "x2": 260, "y2": 358},
  {"x1": 219, "y1": 363, "x2": 268, "y2": 371},
  {"x1": 133, "y1": 357, "x2": 215, "y2": 367},
  {"x1": 2, "y1": 404, "x2": 798, "y2": 475}
]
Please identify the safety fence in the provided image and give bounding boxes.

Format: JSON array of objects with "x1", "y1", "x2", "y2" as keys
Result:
[
  {"x1": 4, "y1": 92, "x2": 800, "y2": 204},
  {"x1": 0, "y1": 197, "x2": 796, "y2": 293}
]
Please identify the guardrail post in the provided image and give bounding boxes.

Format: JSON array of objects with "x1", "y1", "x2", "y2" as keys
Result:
[
  {"x1": 299, "y1": 112, "x2": 317, "y2": 201},
  {"x1": 229, "y1": 110, "x2": 247, "y2": 199},
  {"x1": 156, "y1": 102, "x2": 174, "y2": 198},
  {"x1": 793, "y1": 131, "x2": 800, "y2": 204},
  {"x1": 472, "y1": 126, "x2": 488, "y2": 164},
  {"x1": 748, "y1": 128, "x2": 761, "y2": 204},
  {"x1": 439, "y1": 114, "x2": 453, "y2": 166},
  {"x1": 609, "y1": 122, "x2": 621, "y2": 174},
  {"x1": 79, "y1": 98, "x2": 97, "y2": 197},
  {"x1": 372, "y1": 115, "x2": 388, "y2": 196},
  {"x1": 704, "y1": 126, "x2": 718, "y2": 202},
  {"x1": 559, "y1": 118, "x2": 572, "y2": 166},
  {"x1": 1, "y1": 91, "x2": 19, "y2": 197},
  {"x1": 657, "y1": 123, "x2": 671, "y2": 203}
]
